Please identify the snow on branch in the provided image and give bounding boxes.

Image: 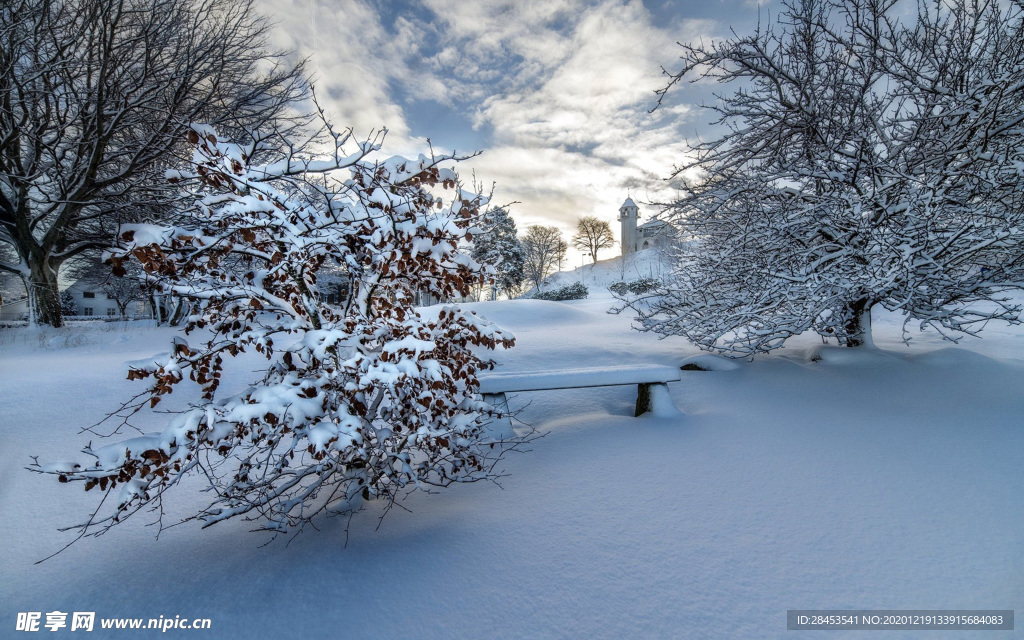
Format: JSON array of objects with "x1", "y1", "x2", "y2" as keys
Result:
[
  {"x1": 34, "y1": 120, "x2": 526, "y2": 549},
  {"x1": 638, "y1": 0, "x2": 1024, "y2": 356}
]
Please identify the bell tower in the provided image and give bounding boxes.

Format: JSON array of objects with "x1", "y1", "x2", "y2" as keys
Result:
[{"x1": 618, "y1": 196, "x2": 639, "y2": 255}]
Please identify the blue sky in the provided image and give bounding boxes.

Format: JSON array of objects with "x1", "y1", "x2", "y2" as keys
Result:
[{"x1": 259, "y1": 0, "x2": 767, "y2": 261}]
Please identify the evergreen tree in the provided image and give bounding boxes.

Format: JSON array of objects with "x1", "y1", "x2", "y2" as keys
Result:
[{"x1": 472, "y1": 207, "x2": 525, "y2": 299}]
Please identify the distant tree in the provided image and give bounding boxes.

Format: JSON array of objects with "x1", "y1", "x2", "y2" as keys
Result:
[
  {"x1": 102, "y1": 276, "x2": 143, "y2": 318},
  {"x1": 638, "y1": 0, "x2": 1024, "y2": 355},
  {"x1": 472, "y1": 207, "x2": 525, "y2": 299},
  {"x1": 572, "y1": 216, "x2": 615, "y2": 264},
  {"x1": 521, "y1": 225, "x2": 567, "y2": 291},
  {"x1": 36, "y1": 121, "x2": 523, "y2": 545},
  {"x1": 0, "y1": 0, "x2": 306, "y2": 327}
]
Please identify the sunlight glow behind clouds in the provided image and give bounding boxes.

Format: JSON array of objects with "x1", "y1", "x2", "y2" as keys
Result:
[{"x1": 257, "y1": 0, "x2": 761, "y2": 257}]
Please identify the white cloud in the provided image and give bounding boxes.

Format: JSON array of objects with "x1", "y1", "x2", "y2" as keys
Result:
[
  {"x1": 257, "y1": 0, "x2": 417, "y2": 143},
  {"x1": 255, "y1": 0, "x2": 732, "y2": 259},
  {"x1": 418, "y1": 0, "x2": 579, "y2": 104},
  {"x1": 461, "y1": 0, "x2": 712, "y2": 248}
]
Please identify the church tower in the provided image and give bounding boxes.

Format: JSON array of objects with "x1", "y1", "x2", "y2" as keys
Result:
[{"x1": 618, "y1": 196, "x2": 639, "y2": 255}]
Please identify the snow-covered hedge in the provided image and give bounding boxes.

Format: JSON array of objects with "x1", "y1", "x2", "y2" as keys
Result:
[
  {"x1": 533, "y1": 282, "x2": 588, "y2": 301},
  {"x1": 610, "y1": 278, "x2": 660, "y2": 296}
]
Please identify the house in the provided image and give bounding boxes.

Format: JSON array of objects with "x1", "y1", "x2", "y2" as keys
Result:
[
  {"x1": 0, "y1": 278, "x2": 151, "y2": 321},
  {"x1": 62, "y1": 279, "x2": 148, "y2": 318}
]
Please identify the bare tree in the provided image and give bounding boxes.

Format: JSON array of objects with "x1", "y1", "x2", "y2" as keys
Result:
[
  {"x1": 637, "y1": 0, "x2": 1024, "y2": 355},
  {"x1": 521, "y1": 225, "x2": 567, "y2": 291},
  {"x1": 103, "y1": 276, "x2": 143, "y2": 318},
  {"x1": 0, "y1": 0, "x2": 306, "y2": 327},
  {"x1": 571, "y1": 216, "x2": 615, "y2": 264}
]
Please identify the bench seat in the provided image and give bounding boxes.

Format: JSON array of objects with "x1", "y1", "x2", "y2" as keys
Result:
[
  {"x1": 478, "y1": 365, "x2": 682, "y2": 438},
  {"x1": 478, "y1": 364, "x2": 681, "y2": 394}
]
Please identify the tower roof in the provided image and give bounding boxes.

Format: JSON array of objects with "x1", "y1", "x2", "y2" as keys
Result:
[{"x1": 621, "y1": 197, "x2": 638, "y2": 209}]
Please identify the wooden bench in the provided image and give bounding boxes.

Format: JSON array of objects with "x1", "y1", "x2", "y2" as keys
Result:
[{"x1": 478, "y1": 365, "x2": 682, "y2": 438}]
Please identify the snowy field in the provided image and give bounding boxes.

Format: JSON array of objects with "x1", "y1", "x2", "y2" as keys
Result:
[{"x1": 2, "y1": 285, "x2": 1022, "y2": 638}]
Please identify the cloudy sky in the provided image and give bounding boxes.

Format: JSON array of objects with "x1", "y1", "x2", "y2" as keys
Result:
[{"x1": 258, "y1": 0, "x2": 767, "y2": 262}]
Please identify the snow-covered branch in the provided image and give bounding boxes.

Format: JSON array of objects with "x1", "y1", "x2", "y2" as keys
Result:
[
  {"x1": 639, "y1": 0, "x2": 1024, "y2": 356},
  {"x1": 34, "y1": 122, "x2": 524, "y2": 545}
]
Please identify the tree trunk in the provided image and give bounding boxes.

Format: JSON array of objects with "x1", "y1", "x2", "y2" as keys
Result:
[
  {"x1": 150, "y1": 293, "x2": 165, "y2": 324},
  {"x1": 29, "y1": 262, "x2": 63, "y2": 327},
  {"x1": 844, "y1": 299, "x2": 874, "y2": 348},
  {"x1": 168, "y1": 297, "x2": 188, "y2": 326}
]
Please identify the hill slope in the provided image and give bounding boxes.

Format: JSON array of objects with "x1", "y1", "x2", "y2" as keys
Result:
[{"x1": 525, "y1": 247, "x2": 671, "y2": 296}]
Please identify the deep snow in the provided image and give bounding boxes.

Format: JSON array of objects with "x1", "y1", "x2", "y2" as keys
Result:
[
  {"x1": 527, "y1": 247, "x2": 672, "y2": 297},
  {"x1": 1, "y1": 291, "x2": 1022, "y2": 638}
]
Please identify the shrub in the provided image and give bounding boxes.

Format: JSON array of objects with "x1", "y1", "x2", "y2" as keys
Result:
[
  {"x1": 627, "y1": 278, "x2": 660, "y2": 294},
  {"x1": 534, "y1": 282, "x2": 588, "y2": 301},
  {"x1": 36, "y1": 121, "x2": 521, "y2": 544},
  {"x1": 610, "y1": 278, "x2": 660, "y2": 296},
  {"x1": 608, "y1": 282, "x2": 629, "y2": 296}
]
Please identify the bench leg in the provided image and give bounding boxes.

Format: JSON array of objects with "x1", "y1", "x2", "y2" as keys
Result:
[
  {"x1": 635, "y1": 383, "x2": 652, "y2": 417},
  {"x1": 635, "y1": 382, "x2": 682, "y2": 418},
  {"x1": 482, "y1": 392, "x2": 516, "y2": 440}
]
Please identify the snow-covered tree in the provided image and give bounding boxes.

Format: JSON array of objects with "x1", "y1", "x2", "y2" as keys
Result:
[
  {"x1": 0, "y1": 0, "x2": 306, "y2": 327},
  {"x1": 572, "y1": 216, "x2": 615, "y2": 264},
  {"x1": 639, "y1": 0, "x2": 1024, "y2": 355},
  {"x1": 36, "y1": 122, "x2": 521, "y2": 543},
  {"x1": 521, "y1": 225, "x2": 567, "y2": 291},
  {"x1": 472, "y1": 207, "x2": 525, "y2": 299}
]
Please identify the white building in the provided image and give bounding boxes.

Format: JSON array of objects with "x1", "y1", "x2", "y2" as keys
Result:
[
  {"x1": 63, "y1": 279, "x2": 147, "y2": 318},
  {"x1": 618, "y1": 197, "x2": 639, "y2": 255},
  {"x1": 0, "y1": 278, "x2": 150, "y2": 321},
  {"x1": 618, "y1": 197, "x2": 673, "y2": 255},
  {"x1": 0, "y1": 295, "x2": 29, "y2": 321}
]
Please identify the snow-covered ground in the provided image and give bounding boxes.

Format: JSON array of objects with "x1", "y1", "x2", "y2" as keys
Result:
[
  {"x1": 2, "y1": 289, "x2": 1022, "y2": 638},
  {"x1": 528, "y1": 247, "x2": 672, "y2": 296}
]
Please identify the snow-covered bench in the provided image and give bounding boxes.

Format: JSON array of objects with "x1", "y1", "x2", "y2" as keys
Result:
[{"x1": 478, "y1": 365, "x2": 682, "y2": 438}]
